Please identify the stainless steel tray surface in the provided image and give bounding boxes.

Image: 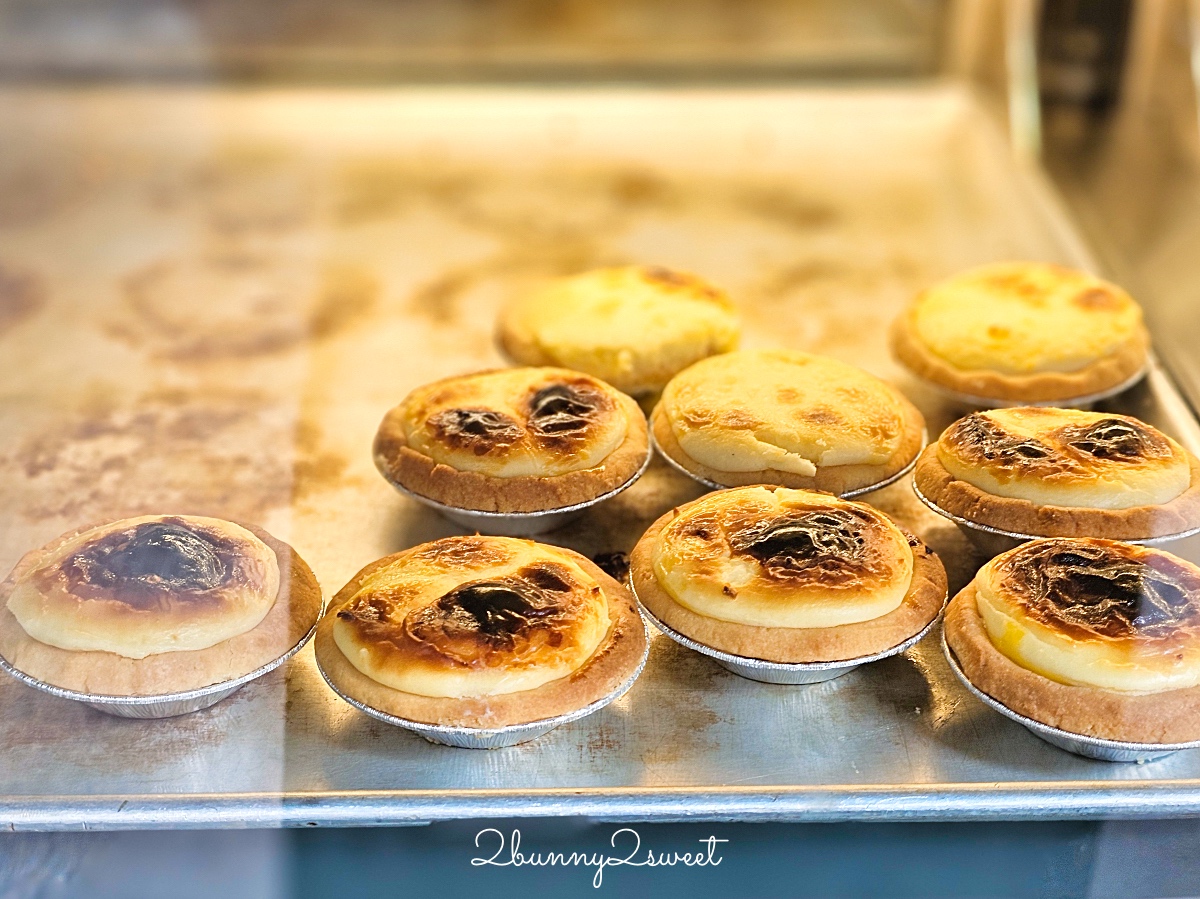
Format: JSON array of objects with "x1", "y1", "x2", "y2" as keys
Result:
[{"x1": 2, "y1": 84, "x2": 1200, "y2": 829}]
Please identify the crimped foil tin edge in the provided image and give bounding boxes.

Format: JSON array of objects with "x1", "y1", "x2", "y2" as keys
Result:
[
  {"x1": 941, "y1": 629, "x2": 1200, "y2": 760},
  {"x1": 316, "y1": 616, "x2": 651, "y2": 747},
  {"x1": 650, "y1": 423, "x2": 927, "y2": 499},
  {"x1": 631, "y1": 579, "x2": 947, "y2": 675},
  {"x1": 913, "y1": 481, "x2": 1200, "y2": 546},
  {"x1": 0, "y1": 618, "x2": 319, "y2": 710},
  {"x1": 384, "y1": 439, "x2": 654, "y2": 522}
]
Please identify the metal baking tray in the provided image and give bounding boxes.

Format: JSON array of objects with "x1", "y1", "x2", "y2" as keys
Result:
[{"x1": 3, "y1": 84, "x2": 1200, "y2": 830}]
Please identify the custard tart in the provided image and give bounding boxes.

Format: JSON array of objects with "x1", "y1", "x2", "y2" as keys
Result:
[
  {"x1": 374, "y1": 367, "x2": 649, "y2": 516},
  {"x1": 651, "y1": 349, "x2": 925, "y2": 495},
  {"x1": 915, "y1": 408, "x2": 1200, "y2": 543},
  {"x1": 314, "y1": 536, "x2": 648, "y2": 734},
  {"x1": 890, "y1": 262, "x2": 1149, "y2": 405},
  {"x1": 630, "y1": 486, "x2": 947, "y2": 664},
  {"x1": 944, "y1": 537, "x2": 1200, "y2": 743},
  {"x1": 0, "y1": 515, "x2": 322, "y2": 699},
  {"x1": 497, "y1": 265, "x2": 740, "y2": 397}
]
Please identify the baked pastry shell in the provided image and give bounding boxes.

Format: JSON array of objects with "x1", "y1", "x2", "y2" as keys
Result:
[
  {"x1": 649, "y1": 401, "x2": 927, "y2": 497},
  {"x1": 313, "y1": 547, "x2": 649, "y2": 746},
  {"x1": 374, "y1": 387, "x2": 651, "y2": 532},
  {"x1": 889, "y1": 309, "x2": 1150, "y2": 407},
  {"x1": 385, "y1": 441, "x2": 651, "y2": 536},
  {"x1": 913, "y1": 446, "x2": 1200, "y2": 557},
  {"x1": 636, "y1": 594, "x2": 941, "y2": 685},
  {"x1": 943, "y1": 584, "x2": 1200, "y2": 753},
  {"x1": 942, "y1": 629, "x2": 1200, "y2": 762},
  {"x1": 493, "y1": 270, "x2": 740, "y2": 398},
  {"x1": 0, "y1": 520, "x2": 324, "y2": 718},
  {"x1": 629, "y1": 496, "x2": 948, "y2": 675}
]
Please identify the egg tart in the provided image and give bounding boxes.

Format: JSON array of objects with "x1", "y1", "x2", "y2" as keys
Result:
[
  {"x1": 915, "y1": 408, "x2": 1200, "y2": 542},
  {"x1": 891, "y1": 262, "x2": 1149, "y2": 405},
  {"x1": 0, "y1": 515, "x2": 322, "y2": 699},
  {"x1": 497, "y1": 265, "x2": 741, "y2": 397},
  {"x1": 374, "y1": 367, "x2": 649, "y2": 515},
  {"x1": 651, "y1": 350, "x2": 926, "y2": 495},
  {"x1": 630, "y1": 486, "x2": 947, "y2": 664},
  {"x1": 314, "y1": 536, "x2": 648, "y2": 733},
  {"x1": 944, "y1": 538, "x2": 1200, "y2": 743}
]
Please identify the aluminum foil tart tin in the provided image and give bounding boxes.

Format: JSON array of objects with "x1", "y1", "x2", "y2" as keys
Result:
[
  {"x1": 633, "y1": 585, "x2": 945, "y2": 685},
  {"x1": 387, "y1": 443, "x2": 652, "y2": 537},
  {"x1": 650, "y1": 426, "x2": 927, "y2": 499},
  {"x1": 920, "y1": 365, "x2": 1149, "y2": 412},
  {"x1": 942, "y1": 631, "x2": 1200, "y2": 762},
  {"x1": 316, "y1": 618, "x2": 650, "y2": 749},
  {"x1": 913, "y1": 481, "x2": 1200, "y2": 558},
  {"x1": 0, "y1": 620, "x2": 319, "y2": 719}
]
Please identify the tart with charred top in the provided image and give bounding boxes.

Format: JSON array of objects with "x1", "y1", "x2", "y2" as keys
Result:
[
  {"x1": 497, "y1": 265, "x2": 741, "y2": 397},
  {"x1": 374, "y1": 367, "x2": 649, "y2": 514},
  {"x1": 0, "y1": 515, "x2": 322, "y2": 697},
  {"x1": 944, "y1": 537, "x2": 1200, "y2": 743},
  {"x1": 630, "y1": 486, "x2": 947, "y2": 663},
  {"x1": 651, "y1": 350, "x2": 926, "y2": 495},
  {"x1": 890, "y1": 262, "x2": 1149, "y2": 404},
  {"x1": 314, "y1": 535, "x2": 648, "y2": 729},
  {"x1": 914, "y1": 408, "x2": 1200, "y2": 541}
]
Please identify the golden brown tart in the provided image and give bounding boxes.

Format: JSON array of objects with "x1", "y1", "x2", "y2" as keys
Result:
[
  {"x1": 890, "y1": 262, "x2": 1149, "y2": 404},
  {"x1": 315, "y1": 536, "x2": 648, "y2": 728},
  {"x1": 496, "y1": 265, "x2": 741, "y2": 397},
  {"x1": 652, "y1": 350, "x2": 926, "y2": 494},
  {"x1": 915, "y1": 408, "x2": 1200, "y2": 540},
  {"x1": 945, "y1": 537, "x2": 1200, "y2": 743},
  {"x1": 0, "y1": 515, "x2": 322, "y2": 696},
  {"x1": 630, "y1": 486, "x2": 947, "y2": 663},
  {"x1": 374, "y1": 367, "x2": 649, "y2": 514}
]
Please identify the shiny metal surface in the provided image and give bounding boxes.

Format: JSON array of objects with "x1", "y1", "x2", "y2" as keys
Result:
[
  {"x1": 3, "y1": 85, "x2": 1200, "y2": 828},
  {"x1": 382, "y1": 441, "x2": 652, "y2": 536},
  {"x1": 942, "y1": 632, "x2": 1200, "y2": 763}
]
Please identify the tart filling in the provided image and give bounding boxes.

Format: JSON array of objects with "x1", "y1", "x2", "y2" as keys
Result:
[
  {"x1": 937, "y1": 408, "x2": 1190, "y2": 510},
  {"x1": 630, "y1": 486, "x2": 947, "y2": 663},
  {"x1": 399, "y1": 368, "x2": 628, "y2": 478},
  {"x1": 374, "y1": 367, "x2": 649, "y2": 514},
  {"x1": 332, "y1": 537, "x2": 610, "y2": 698},
  {"x1": 910, "y1": 262, "x2": 1143, "y2": 375},
  {"x1": 498, "y1": 265, "x2": 740, "y2": 396},
  {"x1": 0, "y1": 516, "x2": 322, "y2": 698},
  {"x1": 657, "y1": 349, "x2": 923, "y2": 488},
  {"x1": 652, "y1": 487, "x2": 913, "y2": 628},
  {"x1": 890, "y1": 262, "x2": 1150, "y2": 403},
  {"x1": 6, "y1": 515, "x2": 279, "y2": 659},
  {"x1": 976, "y1": 538, "x2": 1200, "y2": 693}
]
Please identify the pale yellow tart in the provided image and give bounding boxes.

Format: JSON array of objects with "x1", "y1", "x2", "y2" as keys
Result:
[
  {"x1": 911, "y1": 262, "x2": 1143, "y2": 375},
  {"x1": 399, "y1": 367, "x2": 628, "y2": 478},
  {"x1": 499, "y1": 265, "x2": 740, "y2": 396},
  {"x1": 6, "y1": 515, "x2": 280, "y2": 659},
  {"x1": 976, "y1": 538, "x2": 1200, "y2": 693},
  {"x1": 662, "y1": 350, "x2": 908, "y2": 477},
  {"x1": 652, "y1": 486, "x2": 914, "y2": 628},
  {"x1": 332, "y1": 537, "x2": 609, "y2": 698},
  {"x1": 938, "y1": 408, "x2": 1190, "y2": 510}
]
